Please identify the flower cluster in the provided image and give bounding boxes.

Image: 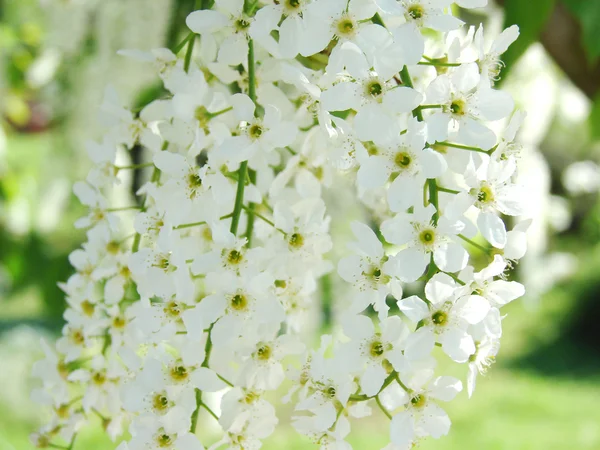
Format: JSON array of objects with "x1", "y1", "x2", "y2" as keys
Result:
[{"x1": 31, "y1": 0, "x2": 529, "y2": 449}]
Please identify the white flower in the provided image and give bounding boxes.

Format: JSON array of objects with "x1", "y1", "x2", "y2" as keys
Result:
[
  {"x1": 390, "y1": 374, "x2": 462, "y2": 446},
  {"x1": 381, "y1": 203, "x2": 468, "y2": 282},
  {"x1": 425, "y1": 62, "x2": 514, "y2": 149},
  {"x1": 338, "y1": 221, "x2": 403, "y2": 318},
  {"x1": 399, "y1": 273, "x2": 490, "y2": 362}
]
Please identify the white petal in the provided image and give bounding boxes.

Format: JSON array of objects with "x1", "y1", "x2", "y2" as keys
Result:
[
  {"x1": 455, "y1": 295, "x2": 491, "y2": 324},
  {"x1": 383, "y1": 87, "x2": 423, "y2": 114},
  {"x1": 477, "y1": 211, "x2": 507, "y2": 248},
  {"x1": 230, "y1": 93, "x2": 255, "y2": 121},
  {"x1": 393, "y1": 248, "x2": 429, "y2": 282},
  {"x1": 358, "y1": 156, "x2": 389, "y2": 189},
  {"x1": 420, "y1": 403, "x2": 451, "y2": 438},
  {"x1": 321, "y1": 82, "x2": 360, "y2": 112},
  {"x1": 217, "y1": 34, "x2": 247, "y2": 65},
  {"x1": 440, "y1": 327, "x2": 475, "y2": 362},
  {"x1": 360, "y1": 364, "x2": 387, "y2": 397},
  {"x1": 433, "y1": 241, "x2": 469, "y2": 272},
  {"x1": 399, "y1": 295, "x2": 430, "y2": 322},
  {"x1": 429, "y1": 376, "x2": 462, "y2": 401},
  {"x1": 477, "y1": 88, "x2": 514, "y2": 121},
  {"x1": 186, "y1": 10, "x2": 229, "y2": 33},
  {"x1": 424, "y1": 273, "x2": 455, "y2": 305},
  {"x1": 420, "y1": 148, "x2": 448, "y2": 179},
  {"x1": 404, "y1": 327, "x2": 435, "y2": 360},
  {"x1": 190, "y1": 367, "x2": 227, "y2": 392},
  {"x1": 390, "y1": 411, "x2": 415, "y2": 447},
  {"x1": 387, "y1": 176, "x2": 421, "y2": 212}
]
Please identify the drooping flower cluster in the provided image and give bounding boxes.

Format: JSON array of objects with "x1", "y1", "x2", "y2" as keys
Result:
[{"x1": 31, "y1": 1, "x2": 529, "y2": 449}]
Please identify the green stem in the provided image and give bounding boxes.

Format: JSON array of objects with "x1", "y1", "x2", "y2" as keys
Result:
[
  {"x1": 200, "y1": 402, "x2": 219, "y2": 421},
  {"x1": 437, "y1": 186, "x2": 460, "y2": 194},
  {"x1": 230, "y1": 39, "x2": 257, "y2": 236},
  {"x1": 349, "y1": 371, "x2": 399, "y2": 402},
  {"x1": 419, "y1": 104, "x2": 444, "y2": 110},
  {"x1": 190, "y1": 325, "x2": 214, "y2": 433},
  {"x1": 173, "y1": 32, "x2": 195, "y2": 54},
  {"x1": 418, "y1": 61, "x2": 461, "y2": 67},
  {"x1": 436, "y1": 141, "x2": 490, "y2": 155},
  {"x1": 443, "y1": 271, "x2": 466, "y2": 286},
  {"x1": 458, "y1": 234, "x2": 491, "y2": 254},
  {"x1": 427, "y1": 178, "x2": 439, "y2": 225},
  {"x1": 106, "y1": 205, "x2": 141, "y2": 212},
  {"x1": 375, "y1": 395, "x2": 392, "y2": 419},
  {"x1": 244, "y1": 169, "x2": 257, "y2": 246},
  {"x1": 230, "y1": 161, "x2": 248, "y2": 235},
  {"x1": 184, "y1": 33, "x2": 196, "y2": 72}
]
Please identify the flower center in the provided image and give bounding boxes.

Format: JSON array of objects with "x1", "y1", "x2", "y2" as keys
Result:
[
  {"x1": 70, "y1": 328, "x2": 85, "y2": 345},
  {"x1": 450, "y1": 98, "x2": 467, "y2": 116},
  {"x1": 410, "y1": 393, "x2": 427, "y2": 408},
  {"x1": 81, "y1": 300, "x2": 95, "y2": 317},
  {"x1": 369, "y1": 340, "x2": 385, "y2": 357},
  {"x1": 170, "y1": 365, "x2": 189, "y2": 382},
  {"x1": 235, "y1": 18, "x2": 252, "y2": 33},
  {"x1": 365, "y1": 80, "x2": 383, "y2": 98},
  {"x1": 325, "y1": 386, "x2": 337, "y2": 399},
  {"x1": 92, "y1": 370, "x2": 107, "y2": 385},
  {"x1": 256, "y1": 344, "x2": 272, "y2": 360},
  {"x1": 230, "y1": 293, "x2": 249, "y2": 311},
  {"x1": 164, "y1": 301, "x2": 181, "y2": 318},
  {"x1": 188, "y1": 172, "x2": 203, "y2": 196},
  {"x1": 395, "y1": 151, "x2": 412, "y2": 168},
  {"x1": 112, "y1": 315, "x2": 127, "y2": 329},
  {"x1": 288, "y1": 232, "x2": 305, "y2": 249},
  {"x1": 419, "y1": 229, "x2": 436, "y2": 244},
  {"x1": 432, "y1": 310, "x2": 448, "y2": 326},
  {"x1": 335, "y1": 15, "x2": 356, "y2": 38},
  {"x1": 106, "y1": 241, "x2": 120, "y2": 254},
  {"x1": 248, "y1": 123, "x2": 263, "y2": 140},
  {"x1": 407, "y1": 4, "x2": 425, "y2": 20},
  {"x1": 477, "y1": 185, "x2": 494, "y2": 204},
  {"x1": 274, "y1": 279, "x2": 287, "y2": 289},
  {"x1": 156, "y1": 431, "x2": 174, "y2": 448},
  {"x1": 284, "y1": 0, "x2": 302, "y2": 12},
  {"x1": 152, "y1": 393, "x2": 170, "y2": 412},
  {"x1": 227, "y1": 249, "x2": 244, "y2": 265}
]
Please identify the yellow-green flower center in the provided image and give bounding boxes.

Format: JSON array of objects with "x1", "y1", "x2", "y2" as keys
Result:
[
  {"x1": 170, "y1": 365, "x2": 189, "y2": 382},
  {"x1": 256, "y1": 344, "x2": 272, "y2": 360},
  {"x1": 248, "y1": 123, "x2": 263, "y2": 140},
  {"x1": 432, "y1": 310, "x2": 448, "y2": 326},
  {"x1": 408, "y1": 4, "x2": 425, "y2": 20},
  {"x1": 288, "y1": 233, "x2": 305, "y2": 249},
  {"x1": 419, "y1": 229, "x2": 435, "y2": 244},
  {"x1": 369, "y1": 340, "x2": 385, "y2": 357},
  {"x1": 335, "y1": 16, "x2": 356, "y2": 37},
  {"x1": 395, "y1": 151, "x2": 412, "y2": 168},
  {"x1": 230, "y1": 293, "x2": 249, "y2": 311},
  {"x1": 227, "y1": 249, "x2": 244, "y2": 265},
  {"x1": 410, "y1": 393, "x2": 427, "y2": 408},
  {"x1": 450, "y1": 98, "x2": 467, "y2": 116},
  {"x1": 152, "y1": 393, "x2": 170, "y2": 412},
  {"x1": 477, "y1": 185, "x2": 494, "y2": 204}
]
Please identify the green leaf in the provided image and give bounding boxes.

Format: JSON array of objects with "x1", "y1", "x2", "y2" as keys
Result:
[
  {"x1": 499, "y1": 0, "x2": 556, "y2": 81},
  {"x1": 561, "y1": 0, "x2": 600, "y2": 63}
]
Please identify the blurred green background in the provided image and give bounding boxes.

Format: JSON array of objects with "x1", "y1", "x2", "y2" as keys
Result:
[{"x1": 1, "y1": 0, "x2": 600, "y2": 449}]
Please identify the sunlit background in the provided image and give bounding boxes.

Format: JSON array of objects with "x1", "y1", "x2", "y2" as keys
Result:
[{"x1": 1, "y1": 0, "x2": 600, "y2": 449}]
